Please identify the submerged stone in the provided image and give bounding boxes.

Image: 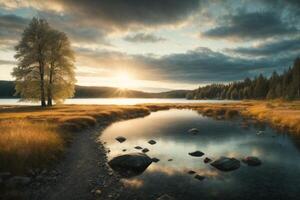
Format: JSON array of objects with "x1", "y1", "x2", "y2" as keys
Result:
[
  {"x1": 115, "y1": 136, "x2": 126, "y2": 143},
  {"x1": 188, "y1": 128, "x2": 199, "y2": 134},
  {"x1": 142, "y1": 148, "x2": 149, "y2": 153},
  {"x1": 188, "y1": 151, "x2": 204, "y2": 157},
  {"x1": 211, "y1": 157, "x2": 240, "y2": 171},
  {"x1": 148, "y1": 140, "x2": 157, "y2": 145},
  {"x1": 152, "y1": 157, "x2": 160, "y2": 163},
  {"x1": 134, "y1": 146, "x2": 143, "y2": 150},
  {"x1": 187, "y1": 170, "x2": 196, "y2": 175},
  {"x1": 242, "y1": 156, "x2": 262, "y2": 166}
]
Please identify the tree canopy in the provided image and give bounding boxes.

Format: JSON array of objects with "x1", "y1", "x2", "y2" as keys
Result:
[
  {"x1": 12, "y1": 18, "x2": 75, "y2": 106},
  {"x1": 187, "y1": 57, "x2": 300, "y2": 100}
]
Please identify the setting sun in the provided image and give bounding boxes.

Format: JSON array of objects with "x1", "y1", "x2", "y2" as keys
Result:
[{"x1": 114, "y1": 71, "x2": 136, "y2": 89}]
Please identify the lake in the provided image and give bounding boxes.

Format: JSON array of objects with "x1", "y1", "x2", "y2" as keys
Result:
[
  {"x1": 0, "y1": 98, "x2": 238, "y2": 105},
  {"x1": 101, "y1": 109, "x2": 300, "y2": 200}
]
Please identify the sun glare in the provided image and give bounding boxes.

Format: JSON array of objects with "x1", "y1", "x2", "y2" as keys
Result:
[{"x1": 114, "y1": 71, "x2": 135, "y2": 89}]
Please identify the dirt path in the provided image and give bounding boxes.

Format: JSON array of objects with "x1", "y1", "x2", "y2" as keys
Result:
[{"x1": 29, "y1": 124, "x2": 124, "y2": 200}]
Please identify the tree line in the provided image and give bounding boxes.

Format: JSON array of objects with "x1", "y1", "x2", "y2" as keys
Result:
[
  {"x1": 13, "y1": 18, "x2": 75, "y2": 107},
  {"x1": 187, "y1": 58, "x2": 300, "y2": 100}
]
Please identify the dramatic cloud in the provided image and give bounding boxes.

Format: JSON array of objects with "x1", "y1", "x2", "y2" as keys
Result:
[
  {"x1": 228, "y1": 37, "x2": 300, "y2": 56},
  {"x1": 0, "y1": 14, "x2": 29, "y2": 41},
  {"x1": 202, "y1": 11, "x2": 298, "y2": 40},
  {"x1": 53, "y1": 0, "x2": 200, "y2": 30},
  {"x1": 75, "y1": 47, "x2": 296, "y2": 83},
  {"x1": 124, "y1": 33, "x2": 166, "y2": 43}
]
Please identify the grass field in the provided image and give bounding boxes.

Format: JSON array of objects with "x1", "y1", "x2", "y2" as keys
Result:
[{"x1": 0, "y1": 101, "x2": 299, "y2": 174}]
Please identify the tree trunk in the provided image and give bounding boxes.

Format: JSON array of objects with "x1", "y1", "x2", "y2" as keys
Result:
[
  {"x1": 39, "y1": 61, "x2": 46, "y2": 107},
  {"x1": 47, "y1": 64, "x2": 53, "y2": 106}
]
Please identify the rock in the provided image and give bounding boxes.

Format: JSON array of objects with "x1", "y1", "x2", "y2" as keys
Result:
[
  {"x1": 188, "y1": 128, "x2": 199, "y2": 134},
  {"x1": 204, "y1": 157, "x2": 212, "y2": 163},
  {"x1": 194, "y1": 174, "x2": 205, "y2": 181},
  {"x1": 122, "y1": 149, "x2": 127, "y2": 152},
  {"x1": 242, "y1": 156, "x2": 262, "y2": 166},
  {"x1": 6, "y1": 176, "x2": 31, "y2": 188},
  {"x1": 108, "y1": 153, "x2": 152, "y2": 173},
  {"x1": 211, "y1": 157, "x2": 240, "y2": 171},
  {"x1": 188, "y1": 151, "x2": 204, "y2": 157},
  {"x1": 115, "y1": 136, "x2": 126, "y2": 143},
  {"x1": 142, "y1": 148, "x2": 149, "y2": 153},
  {"x1": 168, "y1": 159, "x2": 173, "y2": 162},
  {"x1": 0, "y1": 172, "x2": 12, "y2": 180},
  {"x1": 152, "y1": 157, "x2": 160, "y2": 163},
  {"x1": 148, "y1": 140, "x2": 157, "y2": 145},
  {"x1": 187, "y1": 170, "x2": 196, "y2": 175},
  {"x1": 156, "y1": 194, "x2": 175, "y2": 200},
  {"x1": 134, "y1": 146, "x2": 143, "y2": 150},
  {"x1": 95, "y1": 189, "x2": 102, "y2": 195}
]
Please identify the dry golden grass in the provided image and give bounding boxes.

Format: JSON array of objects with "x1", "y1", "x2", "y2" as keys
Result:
[
  {"x1": 0, "y1": 120, "x2": 64, "y2": 174},
  {"x1": 0, "y1": 105, "x2": 151, "y2": 174},
  {"x1": 243, "y1": 101, "x2": 300, "y2": 135}
]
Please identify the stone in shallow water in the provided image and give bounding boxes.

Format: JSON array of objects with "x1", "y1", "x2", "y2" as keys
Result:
[
  {"x1": 142, "y1": 148, "x2": 149, "y2": 153},
  {"x1": 188, "y1": 151, "x2": 204, "y2": 157},
  {"x1": 211, "y1": 157, "x2": 240, "y2": 171},
  {"x1": 152, "y1": 157, "x2": 160, "y2": 163},
  {"x1": 108, "y1": 153, "x2": 152, "y2": 176},
  {"x1": 188, "y1": 128, "x2": 199, "y2": 134},
  {"x1": 242, "y1": 156, "x2": 262, "y2": 166},
  {"x1": 187, "y1": 170, "x2": 196, "y2": 175},
  {"x1": 148, "y1": 140, "x2": 157, "y2": 145},
  {"x1": 168, "y1": 159, "x2": 173, "y2": 162},
  {"x1": 134, "y1": 146, "x2": 143, "y2": 150},
  {"x1": 194, "y1": 174, "x2": 205, "y2": 181},
  {"x1": 204, "y1": 157, "x2": 212, "y2": 163},
  {"x1": 115, "y1": 136, "x2": 126, "y2": 143}
]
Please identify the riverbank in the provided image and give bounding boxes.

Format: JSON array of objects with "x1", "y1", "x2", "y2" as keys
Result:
[{"x1": 0, "y1": 101, "x2": 299, "y2": 199}]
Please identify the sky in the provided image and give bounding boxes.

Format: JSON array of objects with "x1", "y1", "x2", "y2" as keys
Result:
[{"x1": 0, "y1": 0, "x2": 299, "y2": 92}]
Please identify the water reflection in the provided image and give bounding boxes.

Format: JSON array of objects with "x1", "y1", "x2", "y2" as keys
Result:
[{"x1": 101, "y1": 109, "x2": 300, "y2": 200}]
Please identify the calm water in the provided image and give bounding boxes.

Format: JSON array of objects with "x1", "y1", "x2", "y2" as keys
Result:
[
  {"x1": 0, "y1": 98, "x2": 238, "y2": 105},
  {"x1": 101, "y1": 109, "x2": 300, "y2": 200}
]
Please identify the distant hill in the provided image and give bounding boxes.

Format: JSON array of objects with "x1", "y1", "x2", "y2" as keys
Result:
[{"x1": 0, "y1": 81, "x2": 190, "y2": 99}]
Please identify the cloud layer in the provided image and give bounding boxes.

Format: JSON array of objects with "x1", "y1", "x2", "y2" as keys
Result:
[{"x1": 0, "y1": 0, "x2": 299, "y2": 91}]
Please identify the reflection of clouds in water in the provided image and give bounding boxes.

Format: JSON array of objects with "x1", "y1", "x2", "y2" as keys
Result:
[
  {"x1": 102, "y1": 110, "x2": 300, "y2": 199},
  {"x1": 148, "y1": 165, "x2": 220, "y2": 179}
]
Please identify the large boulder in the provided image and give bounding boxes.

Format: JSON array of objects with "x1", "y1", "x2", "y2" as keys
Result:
[
  {"x1": 211, "y1": 157, "x2": 240, "y2": 171},
  {"x1": 242, "y1": 156, "x2": 262, "y2": 166},
  {"x1": 108, "y1": 153, "x2": 152, "y2": 174},
  {"x1": 188, "y1": 151, "x2": 204, "y2": 157}
]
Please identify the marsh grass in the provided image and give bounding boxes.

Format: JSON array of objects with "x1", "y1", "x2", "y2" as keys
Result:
[{"x1": 0, "y1": 120, "x2": 65, "y2": 174}]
